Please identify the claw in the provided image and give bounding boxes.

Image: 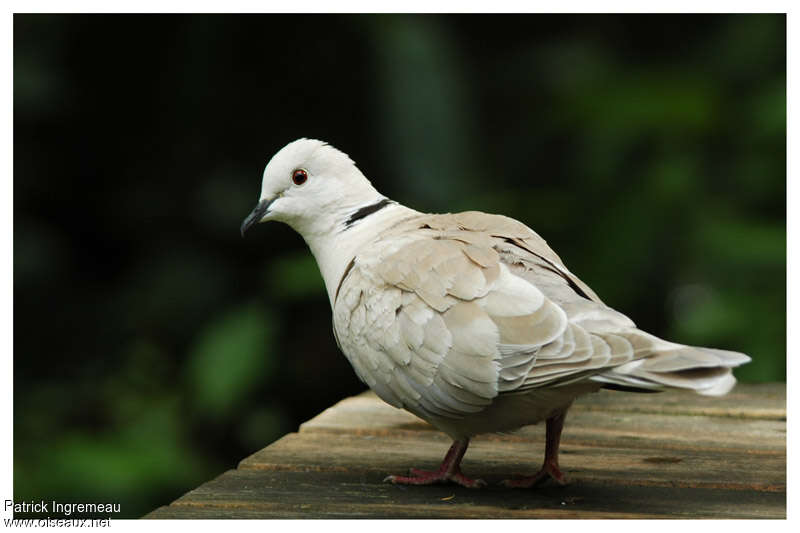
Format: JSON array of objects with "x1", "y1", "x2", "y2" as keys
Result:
[
  {"x1": 384, "y1": 468, "x2": 486, "y2": 489},
  {"x1": 383, "y1": 439, "x2": 485, "y2": 489},
  {"x1": 500, "y1": 462, "x2": 568, "y2": 488}
]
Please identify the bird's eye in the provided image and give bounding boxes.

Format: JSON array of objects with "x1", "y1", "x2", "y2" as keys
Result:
[{"x1": 292, "y1": 169, "x2": 308, "y2": 185}]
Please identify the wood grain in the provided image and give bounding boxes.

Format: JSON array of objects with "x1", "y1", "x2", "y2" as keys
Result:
[{"x1": 145, "y1": 383, "x2": 786, "y2": 519}]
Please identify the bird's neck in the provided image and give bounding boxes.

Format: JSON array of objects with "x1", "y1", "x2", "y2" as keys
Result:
[{"x1": 302, "y1": 198, "x2": 420, "y2": 307}]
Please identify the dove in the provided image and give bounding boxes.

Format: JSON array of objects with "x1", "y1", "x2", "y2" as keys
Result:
[{"x1": 240, "y1": 138, "x2": 750, "y2": 489}]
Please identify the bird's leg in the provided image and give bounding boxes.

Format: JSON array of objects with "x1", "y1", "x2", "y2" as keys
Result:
[
  {"x1": 384, "y1": 438, "x2": 486, "y2": 488},
  {"x1": 502, "y1": 409, "x2": 569, "y2": 488}
]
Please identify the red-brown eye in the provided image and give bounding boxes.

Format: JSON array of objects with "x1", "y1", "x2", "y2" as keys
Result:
[{"x1": 292, "y1": 169, "x2": 308, "y2": 185}]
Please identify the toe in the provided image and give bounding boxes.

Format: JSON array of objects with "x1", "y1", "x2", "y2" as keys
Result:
[
  {"x1": 450, "y1": 472, "x2": 487, "y2": 489},
  {"x1": 500, "y1": 468, "x2": 563, "y2": 489}
]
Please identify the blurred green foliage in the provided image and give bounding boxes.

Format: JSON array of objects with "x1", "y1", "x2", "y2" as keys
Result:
[
  {"x1": 187, "y1": 304, "x2": 276, "y2": 419},
  {"x1": 14, "y1": 14, "x2": 784, "y2": 518}
]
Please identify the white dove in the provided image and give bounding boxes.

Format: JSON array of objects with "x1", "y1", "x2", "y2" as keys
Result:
[{"x1": 241, "y1": 138, "x2": 750, "y2": 489}]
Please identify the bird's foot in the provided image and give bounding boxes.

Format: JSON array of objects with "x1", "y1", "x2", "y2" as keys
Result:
[
  {"x1": 384, "y1": 467, "x2": 487, "y2": 489},
  {"x1": 500, "y1": 461, "x2": 568, "y2": 488}
]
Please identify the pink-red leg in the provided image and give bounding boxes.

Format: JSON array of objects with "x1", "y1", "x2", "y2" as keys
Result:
[
  {"x1": 502, "y1": 409, "x2": 569, "y2": 488},
  {"x1": 384, "y1": 438, "x2": 486, "y2": 489}
]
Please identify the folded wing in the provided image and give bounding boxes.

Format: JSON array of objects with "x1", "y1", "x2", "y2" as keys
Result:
[{"x1": 333, "y1": 211, "x2": 750, "y2": 425}]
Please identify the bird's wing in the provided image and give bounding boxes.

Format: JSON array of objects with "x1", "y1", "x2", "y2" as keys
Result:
[
  {"x1": 331, "y1": 211, "x2": 590, "y2": 421},
  {"x1": 428, "y1": 210, "x2": 606, "y2": 305},
  {"x1": 424, "y1": 212, "x2": 749, "y2": 395},
  {"x1": 332, "y1": 211, "x2": 748, "y2": 423}
]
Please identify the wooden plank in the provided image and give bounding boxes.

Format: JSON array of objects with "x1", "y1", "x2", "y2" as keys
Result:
[
  {"x1": 239, "y1": 431, "x2": 784, "y2": 492},
  {"x1": 144, "y1": 469, "x2": 784, "y2": 519},
  {"x1": 145, "y1": 383, "x2": 786, "y2": 519}
]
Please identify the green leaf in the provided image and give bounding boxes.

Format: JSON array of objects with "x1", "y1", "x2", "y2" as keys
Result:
[{"x1": 186, "y1": 303, "x2": 276, "y2": 418}]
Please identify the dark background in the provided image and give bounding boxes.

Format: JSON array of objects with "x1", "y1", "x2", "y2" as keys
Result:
[{"x1": 14, "y1": 14, "x2": 785, "y2": 518}]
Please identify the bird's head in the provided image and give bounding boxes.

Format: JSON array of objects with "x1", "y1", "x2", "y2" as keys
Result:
[{"x1": 240, "y1": 138, "x2": 382, "y2": 237}]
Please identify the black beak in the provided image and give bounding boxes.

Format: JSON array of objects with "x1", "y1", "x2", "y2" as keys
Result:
[{"x1": 240, "y1": 198, "x2": 275, "y2": 237}]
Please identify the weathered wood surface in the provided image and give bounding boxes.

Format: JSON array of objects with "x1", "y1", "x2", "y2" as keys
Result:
[{"x1": 145, "y1": 383, "x2": 785, "y2": 519}]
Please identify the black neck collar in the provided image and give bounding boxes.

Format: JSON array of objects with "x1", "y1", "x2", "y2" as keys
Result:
[{"x1": 343, "y1": 198, "x2": 394, "y2": 228}]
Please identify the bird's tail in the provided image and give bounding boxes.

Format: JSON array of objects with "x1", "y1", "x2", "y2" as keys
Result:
[{"x1": 589, "y1": 331, "x2": 751, "y2": 396}]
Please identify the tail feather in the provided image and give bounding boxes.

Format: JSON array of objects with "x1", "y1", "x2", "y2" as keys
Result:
[
  {"x1": 590, "y1": 336, "x2": 750, "y2": 397},
  {"x1": 696, "y1": 373, "x2": 737, "y2": 396}
]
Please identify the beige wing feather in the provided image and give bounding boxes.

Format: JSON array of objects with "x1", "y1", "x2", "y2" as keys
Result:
[
  {"x1": 333, "y1": 210, "x2": 749, "y2": 428},
  {"x1": 441, "y1": 211, "x2": 749, "y2": 396},
  {"x1": 334, "y1": 223, "x2": 571, "y2": 420}
]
